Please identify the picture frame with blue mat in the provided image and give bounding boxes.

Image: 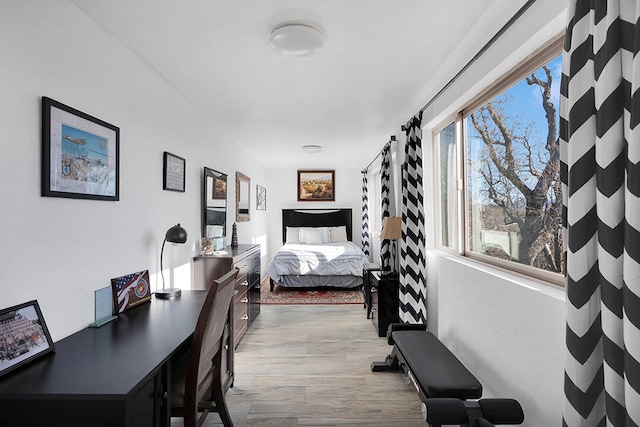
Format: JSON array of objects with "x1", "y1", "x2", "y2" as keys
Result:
[{"x1": 41, "y1": 96, "x2": 119, "y2": 201}]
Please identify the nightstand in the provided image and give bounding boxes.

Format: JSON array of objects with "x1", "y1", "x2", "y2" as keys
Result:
[
  {"x1": 363, "y1": 263, "x2": 381, "y2": 319},
  {"x1": 370, "y1": 271, "x2": 400, "y2": 337}
]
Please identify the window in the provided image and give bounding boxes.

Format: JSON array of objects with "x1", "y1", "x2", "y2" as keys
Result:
[
  {"x1": 434, "y1": 121, "x2": 460, "y2": 251},
  {"x1": 434, "y1": 39, "x2": 563, "y2": 282},
  {"x1": 369, "y1": 167, "x2": 382, "y2": 233}
]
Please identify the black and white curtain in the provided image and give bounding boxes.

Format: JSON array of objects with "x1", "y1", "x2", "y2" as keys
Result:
[
  {"x1": 562, "y1": 1, "x2": 640, "y2": 425},
  {"x1": 399, "y1": 113, "x2": 426, "y2": 324},
  {"x1": 361, "y1": 169, "x2": 371, "y2": 261},
  {"x1": 380, "y1": 142, "x2": 392, "y2": 271}
]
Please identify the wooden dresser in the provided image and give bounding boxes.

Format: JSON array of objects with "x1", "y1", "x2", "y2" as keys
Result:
[{"x1": 193, "y1": 244, "x2": 261, "y2": 347}]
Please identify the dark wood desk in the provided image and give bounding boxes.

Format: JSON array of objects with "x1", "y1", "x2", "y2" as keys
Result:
[{"x1": 0, "y1": 291, "x2": 208, "y2": 427}]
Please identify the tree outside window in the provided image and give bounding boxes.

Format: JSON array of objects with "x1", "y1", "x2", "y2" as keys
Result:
[{"x1": 465, "y1": 55, "x2": 563, "y2": 273}]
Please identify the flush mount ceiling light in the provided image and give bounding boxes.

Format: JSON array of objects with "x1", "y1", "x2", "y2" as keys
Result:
[
  {"x1": 302, "y1": 144, "x2": 322, "y2": 153},
  {"x1": 269, "y1": 23, "x2": 324, "y2": 56}
]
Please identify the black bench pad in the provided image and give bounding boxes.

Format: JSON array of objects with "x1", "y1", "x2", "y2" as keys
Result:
[{"x1": 392, "y1": 330, "x2": 482, "y2": 400}]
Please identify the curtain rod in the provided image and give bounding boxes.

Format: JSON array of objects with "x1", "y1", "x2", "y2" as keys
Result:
[
  {"x1": 363, "y1": 136, "x2": 396, "y2": 172},
  {"x1": 401, "y1": 0, "x2": 538, "y2": 131}
]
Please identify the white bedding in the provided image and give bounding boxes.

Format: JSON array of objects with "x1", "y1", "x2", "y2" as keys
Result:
[{"x1": 267, "y1": 242, "x2": 369, "y2": 284}]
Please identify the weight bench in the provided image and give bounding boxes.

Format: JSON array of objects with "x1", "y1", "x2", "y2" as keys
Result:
[{"x1": 371, "y1": 324, "x2": 524, "y2": 427}]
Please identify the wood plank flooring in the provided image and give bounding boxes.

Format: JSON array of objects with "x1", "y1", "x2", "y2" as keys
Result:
[{"x1": 172, "y1": 304, "x2": 426, "y2": 426}]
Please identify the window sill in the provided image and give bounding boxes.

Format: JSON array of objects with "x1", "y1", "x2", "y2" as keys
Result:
[{"x1": 430, "y1": 249, "x2": 566, "y2": 303}]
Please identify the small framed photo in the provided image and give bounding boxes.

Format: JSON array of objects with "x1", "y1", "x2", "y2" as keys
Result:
[
  {"x1": 0, "y1": 300, "x2": 55, "y2": 378},
  {"x1": 256, "y1": 185, "x2": 266, "y2": 210},
  {"x1": 297, "y1": 170, "x2": 335, "y2": 201},
  {"x1": 111, "y1": 270, "x2": 152, "y2": 314},
  {"x1": 163, "y1": 151, "x2": 186, "y2": 192},
  {"x1": 42, "y1": 97, "x2": 119, "y2": 201}
]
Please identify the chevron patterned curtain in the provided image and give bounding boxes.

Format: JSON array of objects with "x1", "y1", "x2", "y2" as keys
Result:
[
  {"x1": 380, "y1": 143, "x2": 392, "y2": 271},
  {"x1": 561, "y1": 1, "x2": 640, "y2": 425},
  {"x1": 399, "y1": 113, "x2": 426, "y2": 324},
  {"x1": 361, "y1": 169, "x2": 371, "y2": 261}
]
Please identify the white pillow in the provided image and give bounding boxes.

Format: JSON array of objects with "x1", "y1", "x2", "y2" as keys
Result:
[
  {"x1": 286, "y1": 227, "x2": 301, "y2": 243},
  {"x1": 299, "y1": 227, "x2": 329, "y2": 244},
  {"x1": 330, "y1": 226, "x2": 348, "y2": 243}
]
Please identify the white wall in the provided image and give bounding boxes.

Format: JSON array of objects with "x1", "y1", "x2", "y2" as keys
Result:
[
  {"x1": 417, "y1": 1, "x2": 569, "y2": 425},
  {"x1": 265, "y1": 168, "x2": 364, "y2": 261},
  {"x1": 0, "y1": 0, "x2": 267, "y2": 341}
]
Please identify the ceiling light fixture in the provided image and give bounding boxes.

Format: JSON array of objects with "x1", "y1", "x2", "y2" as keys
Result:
[
  {"x1": 269, "y1": 23, "x2": 324, "y2": 56},
  {"x1": 302, "y1": 144, "x2": 322, "y2": 153}
]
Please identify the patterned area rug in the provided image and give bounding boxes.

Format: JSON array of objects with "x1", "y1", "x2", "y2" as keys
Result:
[{"x1": 260, "y1": 278, "x2": 364, "y2": 305}]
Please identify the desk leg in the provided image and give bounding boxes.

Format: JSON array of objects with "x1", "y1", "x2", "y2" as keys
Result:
[{"x1": 160, "y1": 362, "x2": 170, "y2": 427}]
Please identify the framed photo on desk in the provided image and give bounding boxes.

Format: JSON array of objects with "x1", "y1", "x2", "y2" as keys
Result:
[
  {"x1": 0, "y1": 300, "x2": 55, "y2": 378},
  {"x1": 111, "y1": 270, "x2": 152, "y2": 314}
]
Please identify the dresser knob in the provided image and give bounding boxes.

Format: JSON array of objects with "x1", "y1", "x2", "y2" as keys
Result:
[{"x1": 241, "y1": 314, "x2": 249, "y2": 320}]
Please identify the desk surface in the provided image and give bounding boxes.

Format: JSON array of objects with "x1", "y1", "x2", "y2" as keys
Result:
[{"x1": 0, "y1": 291, "x2": 207, "y2": 397}]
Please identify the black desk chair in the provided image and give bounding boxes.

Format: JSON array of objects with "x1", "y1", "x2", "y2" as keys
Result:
[{"x1": 170, "y1": 267, "x2": 238, "y2": 427}]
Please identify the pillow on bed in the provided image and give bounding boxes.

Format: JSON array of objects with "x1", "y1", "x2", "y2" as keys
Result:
[
  {"x1": 286, "y1": 227, "x2": 301, "y2": 243},
  {"x1": 330, "y1": 226, "x2": 349, "y2": 243},
  {"x1": 299, "y1": 227, "x2": 330, "y2": 244}
]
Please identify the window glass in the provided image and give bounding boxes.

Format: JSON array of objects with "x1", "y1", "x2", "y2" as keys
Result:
[
  {"x1": 464, "y1": 55, "x2": 563, "y2": 274},
  {"x1": 435, "y1": 122, "x2": 458, "y2": 250}
]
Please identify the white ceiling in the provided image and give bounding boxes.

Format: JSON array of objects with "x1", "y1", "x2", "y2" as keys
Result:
[{"x1": 70, "y1": 0, "x2": 528, "y2": 169}]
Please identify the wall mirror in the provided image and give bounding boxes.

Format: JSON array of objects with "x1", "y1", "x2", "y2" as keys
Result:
[
  {"x1": 202, "y1": 167, "x2": 227, "y2": 237},
  {"x1": 236, "y1": 172, "x2": 250, "y2": 222}
]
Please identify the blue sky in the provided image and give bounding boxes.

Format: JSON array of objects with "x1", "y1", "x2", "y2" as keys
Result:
[
  {"x1": 500, "y1": 54, "x2": 562, "y2": 144},
  {"x1": 466, "y1": 54, "x2": 562, "y2": 198}
]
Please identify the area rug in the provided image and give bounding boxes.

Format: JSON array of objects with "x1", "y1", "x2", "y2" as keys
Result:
[{"x1": 260, "y1": 278, "x2": 364, "y2": 305}]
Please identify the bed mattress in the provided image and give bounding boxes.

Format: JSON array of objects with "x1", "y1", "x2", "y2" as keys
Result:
[{"x1": 267, "y1": 242, "x2": 368, "y2": 286}]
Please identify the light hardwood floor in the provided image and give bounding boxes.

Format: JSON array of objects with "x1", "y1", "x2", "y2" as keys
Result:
[{"x1": 173, "y1": 304, "x2": 426, "y2": 426}]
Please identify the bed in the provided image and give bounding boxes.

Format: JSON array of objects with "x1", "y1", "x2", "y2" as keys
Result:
[{"x1": 267, "y1": 209, "x2": 369, "y2": 291}]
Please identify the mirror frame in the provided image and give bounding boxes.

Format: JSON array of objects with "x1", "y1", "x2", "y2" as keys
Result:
[
  {"x1": 236, "y1": 171, "x2": 250, "y2": 222},
  {"x1": 202, "y1": 167, "x2": 227, "y2": 237}
]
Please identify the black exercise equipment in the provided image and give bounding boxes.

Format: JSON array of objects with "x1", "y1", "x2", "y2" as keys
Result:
[
  {"x1": 371, "y1": 323, "x2": 524, "y2": 427},
  {"x1": 422, "y1": 398, "x2": 524, "y2": 427}
]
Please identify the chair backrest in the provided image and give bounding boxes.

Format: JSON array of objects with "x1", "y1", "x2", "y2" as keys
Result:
[{"x1": 185, "y1": 267, "x2": 238, "y2": 412}]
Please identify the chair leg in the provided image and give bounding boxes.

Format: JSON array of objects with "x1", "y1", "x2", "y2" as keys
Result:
[
  {"x1": 211, "y1": 373, "x2": 234, "y2": 427},
  {"x1": 208, "y1": 351, "x2": 234, "y2": 427}
]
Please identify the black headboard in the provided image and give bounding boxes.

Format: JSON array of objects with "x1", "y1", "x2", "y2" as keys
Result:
[{"x1": 282, "y1": 209, "x2": 353, "y2": 243}]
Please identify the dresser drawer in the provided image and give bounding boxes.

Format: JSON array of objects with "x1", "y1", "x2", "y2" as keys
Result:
[
  {"x1": 234, "y1": 248, "x2": 260, "y2": 278},
  {"x1": 235, "y1": 273, "x2": 250, "y2": 293},
  {"x1": 233, "y1": 297, "x2": 249, "y2": 345}
]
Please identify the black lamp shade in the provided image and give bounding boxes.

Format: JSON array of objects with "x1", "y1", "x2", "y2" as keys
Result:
[{"x1": 165, "y1": 224, "x2": 187, "y2": 244}]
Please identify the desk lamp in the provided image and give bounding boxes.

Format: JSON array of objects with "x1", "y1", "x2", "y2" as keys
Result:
[
  {"x1": 380, "y1": 216, "x2": 402, "y2": 276},
  {"x1": 156, "y1": 223, "x2": 187, "y2": 299}
]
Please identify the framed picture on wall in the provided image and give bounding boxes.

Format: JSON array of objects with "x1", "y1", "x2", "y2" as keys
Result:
[
  {"x1": 297, "y1": 170, "x2": 335, "y2": 201},
  {"x1": 163, "y1": 151, "x2": 186, "y2": 192},
  {"x1": 256, "y1": 185, "x2": 266, "y2": 210},
  {"x1": 0, "y1": 300, "x2": 55, "y2": 378},
  {"x1": 41, "y1": 97, "x2": 119, "y2": 201}
]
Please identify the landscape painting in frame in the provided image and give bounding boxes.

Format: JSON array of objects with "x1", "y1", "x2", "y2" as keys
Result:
[
  {"x1": 0, "y1": 300, "x2": 55, "y2": 378},
  {"x1": 297, "y1": 170, "x2": 335, "y2": 201},
  {"x1": 42, "y1": 97, "x2": 119, "y2": 201},
  {"x1": 110, "y1": 270, "x2": 152, "y2": 314}
]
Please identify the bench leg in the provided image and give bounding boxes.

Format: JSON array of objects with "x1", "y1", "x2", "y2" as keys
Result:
[{"x1": 371, "y1": 348, "x2": 400, "y2": 372}]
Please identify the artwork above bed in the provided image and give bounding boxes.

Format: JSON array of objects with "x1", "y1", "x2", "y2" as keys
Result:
[{"x1": 267, "y1": 209, "x2": 368, "y2": 291}]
